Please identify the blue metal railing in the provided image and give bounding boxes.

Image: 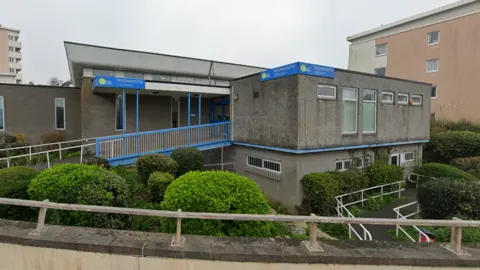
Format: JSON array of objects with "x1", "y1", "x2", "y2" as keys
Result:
[{"x1": 96, "y1": 121, "x2": 230, "y2": 160}]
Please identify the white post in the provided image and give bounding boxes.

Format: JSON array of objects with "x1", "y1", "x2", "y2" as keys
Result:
[
  {"x1": 380, "y1": 185, "x2": 384, "y2": 199},
  {"x1": 28, "y1": 146, "x2": 32, "y2": 162},
  {"x1": 398, "y1": 182, "x2": 401, "y2": 198},
  {"x1": 361, "y1": 190, "x2": 364, "y2": 207},
  {"x1": 59, "y1": 143, "x2": 62, "y2": 160},
  {"x1": 110, "y1": 141, "x2": 114, "y2": 159},
  {"x1": 30, "y1": 199, "x2": 49, "y2": 235},
  {"x1": 80, "y1": 145, "x2": 84, "y2": 163},
  {"x1": 396, "y1": 211, "x2": 399, "y2": 237},
  {"x1": 47, "y1": 152, "x2": 51, "y2": 169}
]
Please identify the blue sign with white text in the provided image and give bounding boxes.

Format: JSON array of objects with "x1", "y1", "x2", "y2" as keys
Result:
[
  {"x1": 93, "y1": 76, "x2": 145, "y2": 89},
  {"x1": 260, "y1": 62, "x2": 335, "y2": 82}
]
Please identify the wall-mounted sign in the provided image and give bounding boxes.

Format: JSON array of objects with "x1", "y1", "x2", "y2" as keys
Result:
[
  {"x1": 93, "y1": 76, "x2": 145, "y2": 89},
  {"x1": 260, "y1": 62, "x2": 335, "y2": 82}
]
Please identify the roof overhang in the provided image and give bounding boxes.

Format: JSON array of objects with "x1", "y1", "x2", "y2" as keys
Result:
[{"x1": 64, "y1": 42, "x2": 266, "y2": 87}]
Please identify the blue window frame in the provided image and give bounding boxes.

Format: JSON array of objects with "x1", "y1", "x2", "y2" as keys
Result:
[{"x1": 210, "y1": 96, "x2": 229, "y2": 123}]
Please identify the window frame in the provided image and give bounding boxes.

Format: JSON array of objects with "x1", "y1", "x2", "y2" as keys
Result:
[
  {"x1": 411, "y1": 95, "x2": 422, "y2": 106},
  {"x1": 374, "y1": 67, "x2": 386, "y2": 76},
  {"x1": 397, "y1": 93, "x2": 409, "y2": 105},
  {"x1": 8, "y1": 57, "x2": 14, "y2": 63},
  {"x1": 317, "y1": 84, "x2": 337, "y2": 100},
  {"x1": 9, "y1": 68, "x2": 14, "y2": 73},
  {"x1": 54, "y1": 98, "x2": 66, "y2": 130},
  {"x1": 401, "y1": 152, "x2": 415, "y2": 167},
  {"x1": 362, "y1": 89, "x2": 377, "y2": 134},
  {"x1": 8, "y1": 46, "x2": 14, "y2": 52},
  {"x1": 427, "y1": 31, "x2": 440, "y2": 45},
  {"x1": 431, "y1": 86, "x2": 438, "y2": 99},
  {"x1": 115, "y1": 94, "x2": 126, "y2": 131},
  {"x1": 245, "y1": 154, "x2": 282, "y2": 180},
  {"x1": 426, "y1": 59, "x2": 439, "y2": 73},
  {"x1": 336, "y1": 156, "x2": 371, "y2": 171},
  {"x1": 381, "y1": 91, "x2": 394, "y2": 104},
  {"x1": 342, "y1": 87, "x2": 358, "y2": 134},
  {"x1": 0, "y1": 96, "x2": 4, "y2": 131},
  {"x1": 375, "y1": 43, "x2": 388, "y2": 57}
]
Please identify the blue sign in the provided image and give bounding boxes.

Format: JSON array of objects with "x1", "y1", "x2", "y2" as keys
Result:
[
  {"x1": 93, "y1": 76, "x2": 145, "y2": 89},
  {"x1": 260, "y1": 62, "x2": 335, "y2": 82}
]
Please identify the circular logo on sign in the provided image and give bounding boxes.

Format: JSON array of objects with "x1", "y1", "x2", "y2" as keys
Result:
[
  {"x1": 98, "y1": 78, "x2": 106, "y2": 85},
  {"x1": 300, "y1": 64, "x2": 307, "y2": 72},
  {"x1": 261, "y1": 73, "x2": 267, "y2": 79}
]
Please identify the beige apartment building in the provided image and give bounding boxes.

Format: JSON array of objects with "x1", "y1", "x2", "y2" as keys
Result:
[
  {"x1": 347, "y1": 0, "x2": 480, "y2": 123},
  {"x1": 0, "y1": 25, "x2": 22, "y2": 84}
]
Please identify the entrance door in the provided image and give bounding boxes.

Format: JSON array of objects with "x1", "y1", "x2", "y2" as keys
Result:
[
  {"x1": 390, "y1": 154, "x2": 400, "y2": 166},
  {"x1": 210, "y1": 96, "x2": 230, "y2": 123}
]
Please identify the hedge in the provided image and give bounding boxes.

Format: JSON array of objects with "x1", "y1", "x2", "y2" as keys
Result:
[
  {"x1": 417, "y1": 178, "x2": 480, "y2": 220},
  {"x1": 147, "y1": 172, "x2": 174, "y2": 203},
  {"x1": 364, "y1": 160, "x2": 404, "y2": 187},
  {"x1": 28, "y1": 164, "x2": 129, "y2": 229},
  {"x1": 426, "y1": 131, "x2": 480, "y2": 163},
  {"x1": 0, "y1": 167, "x2": 38, "y2": 221},
  {"x1": 301, "y1": 172, "x2": 341, "y2": 216},
  {"x1": 452, "y1": 157, "x2": 480, "y2": 178},
  {"x1": 136, "y1": 154, "x2": 178, "y2": 183},
  {"x1": 83, "y1": 156, "x2": 111, "y2": 170},
  {"x1": 170, "y1": 147, "x2": 204, "y2": 176},
  {"x1": 161, "y1": 171, "x2": 274, "y2": 237},
  {"x1": 414, "y1": 163, "x2": 478, "y2": 184}
]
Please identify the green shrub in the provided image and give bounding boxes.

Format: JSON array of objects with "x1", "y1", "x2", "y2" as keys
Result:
[
  {"x1": 130, "y1": 202, "x2": 163, "y2": 232},
  {"x1": 364, "y1": 160, "x2": 404, "y2": 187},
  {"x1": 426, "y1": 131, "x2": 480, "y2": 163},
  {"x1": 112, "y1": 166, "x2": 141, "y2": 203},
  {"x1": 0, "y1": 167, "x2": 38, "y2": 221},
  {"x1": 414, "y1": 163, "x2": 477, "y2": 184},
  {"x1": 40, "y1": 131, "x2": 65, "y2": 144},
  {"x1": 417, "y1": 178, "x2": 480, "y2": 220},
  {"x1": 301, "y1": 172, "x2": 341, "y2": 216},
  {"x1": 170, "y1": 147, "x2": 204, "y2": 176},
  {"x1": 318, "y1": 223, "x2": 349, "y2": 240},
  {"x1": 136, "y1": 154, "x2": 178, "y2": 183},
  {"x1": 339, "y1": 169, "x2": 369, "y2": 201},
  {"x1": 452, "y1": 157, "x2": 480, "y2": 178},
  {"x1": 83, "y1": 156, "x2": 111, "y2": 170},
  {"x1": 147, "y1": 172, "x2": 174, "y2": 203},
  {"x1": 161, "y1": 171, "x2": 274, "y2": 237},
  {"x1": 28, "y1": 164, "x2": 129, "y2": 229},
  {"x1": 434, "y1": 119, "x2": 480, "y2": 133}
]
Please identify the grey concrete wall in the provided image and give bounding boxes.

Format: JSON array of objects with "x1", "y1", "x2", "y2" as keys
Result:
[
  {"x1": 0, "y1": 83, "x2": 81, "y2": 144},
  {"x1": 231, "y1": 74, "x2": 299, "y2": 149},
  {"x1": 298, "y1": 71, "x2": 431, "y2": 149}
]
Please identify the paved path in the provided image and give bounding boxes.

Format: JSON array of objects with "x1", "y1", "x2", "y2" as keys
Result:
[
  {"x1": 359, "y1": 188, "x2": 418, "y2": 241},
  {"x1": 24, "y1": 156, "x2": 82, "y2": 170}
]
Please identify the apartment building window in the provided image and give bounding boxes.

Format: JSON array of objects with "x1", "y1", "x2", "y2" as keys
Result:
[
  {"x1": 397, "y1": 93, "x2": 409, "y2": 105},
  {"x1": 411, "y1": 95, "x2": 422, "y2": 106},
  {"x1": 375, "y1": 67, "x2": 386, "y2": 76},
  {"x1": 8, "y1": 36, "x2": 15, "y2": 41},
  {"x1": 363, "y1": 90, "x2": 377, "y2": 133},
  {"x1": 375, "y1": 43, "x2": 387, "y2": 56},
  {"x1": 342, "y1": 87, "x2": 358, "y2": 134},
  {"x1": 8, "y1": 46, "x2": 14, "y2": 52},
  {"x1": 15, "y1": 58, "x2": 20, "y2": 63},
  {"x1": 55, "y1": 98, "x2": 66, "y2": 130},
  {"x1": 8, "y1": 57, "x2": 14, "y2": 63},
  {"x1": 428, "y1": 31, "x2": 440, "y2": 45},
  {"x1": 9, "y1": 68, "x2": 14, "y2": 73},
  {"x1": 381, "y1": 91, "x2": 394, "y2": 104},
  {"x1": 426, "y1": 59, "x2": 439, "y2": 73},
  {"x1": 245, "y1": 155, "x2": 281, "y2": 180},
  {"x1": 124, "y1": 72, "x2": 144, "y2": 79},
  {"x1": 115, "y1": 94, "x2": 125, "y2": 131},
  {"x1": 431, "y1": 86, "x2": 437, "y2": 99},
  {"x1": 336, "y1": 156, "x2": 371, "y2": 171},
  {"x1": 0, "y1": 96, "x2": 4, "y2": 131},
  {"x1": 93, "y1": 69, "x2": 116, "y2": 77},
  {"x1": 317, "y1": 84, "x2": 336, "y2": 99}
]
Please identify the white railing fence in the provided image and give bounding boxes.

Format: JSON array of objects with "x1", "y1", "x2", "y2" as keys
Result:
[
  {"x1": 0, "y1": 197, "x2": 477, "y2": 255},
  {"x1": 393, "y1": 201, "x2": 431, "y2": 242},
  {"x1": 335, "y1": 180, "x2": 405, "y2": 241}
]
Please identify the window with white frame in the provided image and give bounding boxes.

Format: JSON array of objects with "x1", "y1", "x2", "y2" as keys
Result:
[
  {"x1": 55, "y1": 98, "x2": 65, "y2": 130},
  {"x1": 428, "y1": 31, "x2": 440, "y2": 45},
  {"x1": 431, "y1": 86, "x2": 437, "y2": 99},
  {"x1": 426, "y1": 59, "x2": 439, "y2": 73},
  {"x1": 9, "y1": 68, "x2": 14, "y2": 73},
  {"x1": 375, "y1": 67, "x2": 386, "y2": 76},
  {"x1": 336, "y1": 160, "x2": 352, "y2": 171},
  {"x1": 0, "y1": 96, "x2": 4, "y2": 131},
  {"x1": 8, "y1": 57, "x2": 14, "y2": 63},
  {"x1": 342, "y1": 87, "x2": 358, "y2": 134},
  {"x1": 381, "y1": 91, "x2": 394, "y2": 104},
  {"x1": 115, "y1": 94, "x2": 125, "y2": 131},
  {"x1": 8, "y1": 46, "x2": 14, "y2": 52},
  {"x1": 362, "y1": 90, "x2": 377, "y2": 133},
  {"x1": 245, "y1": 155, "x2": 281, "y2": 180},
  {"x1": 8, "y1": 35, "x2": 15, "y2": 41},
  {"x1": 411, "y1": 95, "x2": 422, "y2": 106},
  {"x1": 317, "y1": 85, "x2": 336, "y2": 99},
  {"x1": 375, "y1": 43, "x2": 387, "y2": 56},
  {"x1": 397, "y1": 93, "x2": 409, "y2": 105},
  {"x1": 401, "y1": 152, "x2": 415, "y2": 166},
  {"x1": 336, "y1": 156, "x2": 371, "y2": 171}
]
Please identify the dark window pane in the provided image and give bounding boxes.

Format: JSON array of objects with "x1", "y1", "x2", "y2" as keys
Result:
[
  {"x1": 115, "y1": 95, "x2": 124, "y2": 130},
  {"x1": 375, "y1": 68, "x2": 386, "y2": 76}
]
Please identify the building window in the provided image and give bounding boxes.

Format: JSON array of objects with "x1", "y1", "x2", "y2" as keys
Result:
[
  {"x1": 375, "y1": 43, "x2": 387, "y2": 56},
  {"x1": 93, "y1": 69, "x2": 116, "y2": 77},
  {"x1": 8, "y1": 35, "x2": 15, "y2": 41},
  {"x1": 115, "y1": 94, "x2": 125, "y2": 131},
  {"x1": 431, "y1": 86, "x2": 437, "y2": 99},
  {"x1": 8, "y1": 46, "x2": 14, "y2": 52},
  {"x1": 245, "y1": 155, "x2": 281, "y2": 180},
  {"x1": 397, "y1": 93, "x2": 409, "y2": 105},
  {"x1": 342, "y1": 87, "x2": 358, "y2": 134},
  {"x1": 8, "y1": 57, "x2": 14, "y2": 63},
  {"x1": 375, "y1": 67, "x2": 386, "y2": 76},
  {"x1": 9, "y1": 68, "x2": 14, "y2": 73},
  {"x1": 317, "y1": 85, "x2": 336, "y2": 99},
  {"x1": 55, "y1": 98, "x2": 65, "y2": 130},
  {"x1": 124, "y1": 72, "x2": 144, "y2": 79},
  {"x1": 0, "y1": 96, "x2": 4, "y2": 131},
  {"x1": 336, "y1": 156, "x2": 371, "y2": 171},
  {"x1": 362, "y1": 90, "x2": 377, "y2": 133},
  {"x1": 15, "y1": 58, "x2": 20, "y2": 63},
  {"x1": 401, "y1": 152, "x2": 415, "y2": 167},
  {"x1": 428, "y1": 31, "x2": 440, "y2": 45},
  {"x1": 381, "y1": 91, "x2": 394, "y2": 104},
  {"x1": 426, "y1": 59, "x2": 439, "y2": 73},
  {"x1": 152, "y1": 74, "x2": 171, "y2": 81},
  {"x1": 411, "y1": 95, "x2": 422, "y2": 106}
]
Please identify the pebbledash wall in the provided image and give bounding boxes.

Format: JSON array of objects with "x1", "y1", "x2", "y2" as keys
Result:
[{"x1": 230, "y1": 68, "x2": 430, "y2": 210}]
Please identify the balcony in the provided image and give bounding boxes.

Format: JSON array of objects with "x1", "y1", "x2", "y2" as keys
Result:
[
  {"x1": 15, "y1": 73, "x2": 23, "y2": 81},
  {"x1": 8, "y1": 40, "x2": 21, "y2": 49},
  {"x1": 8, "y1": 51, "x2": 21, "y2": 59},
  {"x1": 10, "y1": 62, "x2": 22, "y2": 71}
]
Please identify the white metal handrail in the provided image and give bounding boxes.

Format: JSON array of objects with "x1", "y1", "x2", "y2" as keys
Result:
[
  {"x1": 393, "y1": 201, "x2": 431, "y2": 243},
  {"x1": 0, "y1": 137, "x2": 99, "y2": 156},
  {"x1": 335, "y1": 181, "x2": 405, "y2": 241},
  {"x1": 0, "y1": 197, "x2": 477, "y2": 254}
]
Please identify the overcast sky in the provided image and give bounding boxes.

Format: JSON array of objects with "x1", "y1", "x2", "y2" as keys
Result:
[{"x1": 1, "y1": 0, "x2": 457, "y2": 84}]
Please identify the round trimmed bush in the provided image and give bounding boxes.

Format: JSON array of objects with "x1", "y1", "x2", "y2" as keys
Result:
[
  {"x1": 364, "y1": 160, "x2": 404, "y2": 187},
  {"x1": 83, "y1": 156, "x2": 111, "y2": 170},
  {"x1": 0, "y1": 166, "x2": 38, "y2": 221},
  {"x1": 414, "y1": 163, "x2": 478, "y2": 184},
  {"x1": 136, "y1": 154, "x2": 178, "y2": 183},
  {"x1": 147, "y1": 172, "x2": 174, "y2": 203},
  {"x1": 28, "y1": 164, "x2": 129, "y2": 229},
  {"x1": 170, "y1": 147, "x2": 204, "y2": 176},
  {"x1": 301, "y1": 172, "x2": 341, "y2": 216},
  {"x1": 160, "y1": 171, "x2": 273, "y2": 237}
]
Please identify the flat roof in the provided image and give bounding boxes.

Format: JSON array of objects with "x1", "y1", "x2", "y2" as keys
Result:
[
  {"x1": 0, "y1": 25, "x2": 20, "y2": 33},
  {"x1": 347, "y1": 0, "x2": 477, "y2": 41},
  {"x1": 64, "y1": 42, "x2": 266, "y2": 87}
]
